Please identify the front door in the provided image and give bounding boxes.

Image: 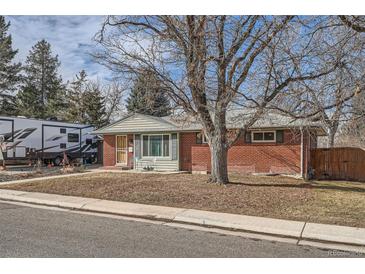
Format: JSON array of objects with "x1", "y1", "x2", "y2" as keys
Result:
[{"x1": 116, "y1": 135, "x2": 128, "y2": 165}]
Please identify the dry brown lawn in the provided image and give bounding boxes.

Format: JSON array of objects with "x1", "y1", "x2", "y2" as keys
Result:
[{"x1": 1, "y1": 172, "x2": 364, "y2": 228}]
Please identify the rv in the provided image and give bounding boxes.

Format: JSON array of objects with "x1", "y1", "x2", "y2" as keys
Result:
[{"x1": 0, "y1": 116, "x2": 98, "y2": 165}]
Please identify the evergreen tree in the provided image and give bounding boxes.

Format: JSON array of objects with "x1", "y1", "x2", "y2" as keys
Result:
[
  {"x1": 126, "y1": 70, "x2": 171, "y2": 117},
  {"x1": 65, "y1": 70, "x2": 88, "y2": 123},
  {"x1": 66, "y1": 70, "x2": 107, "y2": 128},
  {"x1": 83, "y1": 81, "x2": 107, "y2": 128},
  {"x1": 16, "y1": 39, "x2": 65, "y2": 119},
  {"x1": 0, "y1": 16, "x2": 22, "y2": 116}
]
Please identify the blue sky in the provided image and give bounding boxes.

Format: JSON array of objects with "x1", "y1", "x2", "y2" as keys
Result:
[{"x1": 6, "y1": 16, "x2": 111, "y2": 82}]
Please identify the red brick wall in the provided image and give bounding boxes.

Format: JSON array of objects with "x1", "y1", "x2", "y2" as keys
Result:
[
  {"x1": 180, "y1": 130, "x2": 304, "y2": 174},
  {"x1": 103, "y1": 135, "x2": 116, "y2": 166},
  {"x1": 103, "y1": 130, "x2": 313, "y2": 174}
]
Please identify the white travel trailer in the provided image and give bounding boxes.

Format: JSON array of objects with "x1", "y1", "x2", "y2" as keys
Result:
[{"x1": 0, "y1": 116, "x2": 98, "y2": 165}]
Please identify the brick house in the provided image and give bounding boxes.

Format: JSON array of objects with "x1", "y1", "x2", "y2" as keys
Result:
[{"x1": 93, "y1": 111, "x2": 326, "y2": 177}]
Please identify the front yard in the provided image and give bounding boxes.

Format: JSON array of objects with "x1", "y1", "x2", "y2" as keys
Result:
[{"x1": 1, "y1": 172, "x2": 364, "y2": 228}]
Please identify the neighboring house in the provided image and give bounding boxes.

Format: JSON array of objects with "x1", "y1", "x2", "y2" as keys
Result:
[{"x1": 92, "y1": 111, "x2": 326, "y2": 177}]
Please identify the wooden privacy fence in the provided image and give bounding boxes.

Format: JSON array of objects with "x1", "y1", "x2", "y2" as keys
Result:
[{"x1": 311, "y1": 147, "x2": 365, "y2": 182}]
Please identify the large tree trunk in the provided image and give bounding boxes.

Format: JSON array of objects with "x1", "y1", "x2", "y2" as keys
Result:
[
  {"x1": 327, "y1": 123, "x2": 338, "y2": 148},
  {"x1": 327, "y1": 130, "x2": 335, "y2": 148},
  {"x1": 208, "y1": 135, "x2": 229, "y2": 184}
]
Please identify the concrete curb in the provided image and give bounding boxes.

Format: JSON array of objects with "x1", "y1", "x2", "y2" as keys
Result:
[{"x1": 0, "y1": 189, "x2": 364, "y2": 253}]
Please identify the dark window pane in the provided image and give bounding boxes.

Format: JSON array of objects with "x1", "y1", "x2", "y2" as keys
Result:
[
  {"x1": 68, "y1": 133, "x2": 79, "y2": 143},
  {"x1": 60, "y1": 143, "x2": 66, "y2": 149},
  {"x1": 264, "y1": 132, "x2": 275, "y2": 141},
  {"x1": 143, "y1": 136, "x2": 149, "y2": 156},
  {"x1": 253, "y1": 132, "x2": 263, "y2": 141},
  {"x1": 163, "y1": 135, "x2": 169, "y2": 156},
  {"x1": 60, "y1": 128, "x2": 66, "y2": 134},
  {"x1": 86, "y1": 138, "x2": 92, "y2": 145},
  {"x1": 150, "y1": 135, "x2": 162, "y2": 156},
  {"x1": 276, "y1": 130, "x2": 284, "y2": 143}
]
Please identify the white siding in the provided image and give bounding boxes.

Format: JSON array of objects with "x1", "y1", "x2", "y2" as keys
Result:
[
  {"x1": 133, "y1": 132, "x2": 180, "y2": 171},
  {"x1": 135, "y1": 159, "x2": 179, "y2": 171},
  {"x1": 101, "y1": 114, "x2": 177, "y2": 133}
]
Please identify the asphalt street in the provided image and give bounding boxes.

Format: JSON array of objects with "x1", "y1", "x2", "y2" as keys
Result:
[{"x1": 0, "y1": 201, "x2": 361, "y2": 257}]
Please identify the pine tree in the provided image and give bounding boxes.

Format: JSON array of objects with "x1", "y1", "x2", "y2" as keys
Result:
[
  {"x1": 126, "y1": 70, "x2": 171, "y2": 117},
  {"x1": 16, "y1": 39, "x2": 65, "y2": 119},
  {"x1": 0, "y1": 16, "x2": 22, "y2": 116},
  {"x1": 66, "y1": 71, "x2": 107, "y2": 128},
  {"x1": 83, "y1": 81, "x2": 107, "y2": 128},
  {"x1": 65, "y1": 70, "x2": 88, "y2": 123}
]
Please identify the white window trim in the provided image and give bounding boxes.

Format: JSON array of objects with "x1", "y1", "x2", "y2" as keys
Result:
[
  {"x1": 196, "y1": 132, "x2": 208, "y2": 144},
  {"x1": 202, "y1": 133, "x2": 208, "y2": 144},
  {"x1": 141, "y1": 133, "x2": 172, "y2": 159},
  {"x1": 251, "y1": 131, "x2": 276, "y2": 143}
]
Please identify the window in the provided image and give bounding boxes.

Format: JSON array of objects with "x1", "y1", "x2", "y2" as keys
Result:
[
  {"x1": 60, "y1": 143, "x2": 66, "y2": 149},
  {"x1": 196, "y1": 132, "x2": 208, "y2": 144},
  {"x1": 150, "y1": 135, "x2": 162, "y2": 156},
  {"x1": 163, "y1": 135, "x2": 169, "y2": 156},
  {"x1": 142, "y1": 134, "x2": 170, "y2": 157},
  {"x1": 202, "y1": 134, "x2": 208, "y2": 144},
  {"x1": 143, "y1": 136, "x2": 149, "y2": 157},
  {"x1": 252, "y1": 131, "x2": 275, "y2": 142},
  {"x1": 86, "y1": 138, "x2": 92, "y2": 145},
  {"x1": 68, "y1": 133, "x2": 79, "y2": 143},
  {"x1": 60, "y1": 128, "x2": 66, "y2": 134}
]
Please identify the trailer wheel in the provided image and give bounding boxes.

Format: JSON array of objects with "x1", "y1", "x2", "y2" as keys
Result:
[{"x1": 53, "y1": 156, "x2": 62, "y2": 166}]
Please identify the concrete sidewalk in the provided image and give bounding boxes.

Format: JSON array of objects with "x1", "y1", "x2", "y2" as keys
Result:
[{"x1": 0, "y1": 189, "x2": 364, "y2": 253}]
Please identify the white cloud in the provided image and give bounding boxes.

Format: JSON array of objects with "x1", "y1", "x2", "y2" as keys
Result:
[{"x1": 6, "y1": 16, "x2": 112, "y2": 82}]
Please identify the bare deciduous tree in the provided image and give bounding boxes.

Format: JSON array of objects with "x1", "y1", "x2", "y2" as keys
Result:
[
  {"x1": 93, "y1": 16, "x2": 340, "y2": 184},
  {"x1": 339, "y1": 16, "x2": 365, "y2": 33},
  {"x1": 104, "y1": 80, "x2": 127, "y2": 123},
  {"x1": 268, "y1": 17, "x2": 365, "y2": 148}
]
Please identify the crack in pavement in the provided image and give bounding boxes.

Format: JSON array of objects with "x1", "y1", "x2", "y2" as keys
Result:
[
  {"x1": 78, "y1": 199, "x2": 103, "y2": 210},
  {"x1": 297, "y1": 222, "x2": 307, "y2": 245}
]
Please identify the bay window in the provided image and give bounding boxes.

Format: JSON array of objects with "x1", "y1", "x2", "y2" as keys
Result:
[{"x1": 142, "y1": 134, "x2": 170, "y2": 157}]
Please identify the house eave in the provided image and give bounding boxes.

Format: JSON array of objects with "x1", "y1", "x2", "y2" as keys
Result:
[{"x1": 92, "y1": 125, "x2": 327, "y2": 135}]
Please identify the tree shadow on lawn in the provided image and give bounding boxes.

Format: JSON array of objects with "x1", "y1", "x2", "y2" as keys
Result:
[{"x1": 227, "y1": 181, "x2": 365, "y2": 193}]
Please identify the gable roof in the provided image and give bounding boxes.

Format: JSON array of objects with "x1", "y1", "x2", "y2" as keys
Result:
[
  {"x1": 93, "y1": 113, "x2": 179, "y2": 134},
  {"x1": 93, "y1": 111, "x2": 326, "y2": 135}
]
